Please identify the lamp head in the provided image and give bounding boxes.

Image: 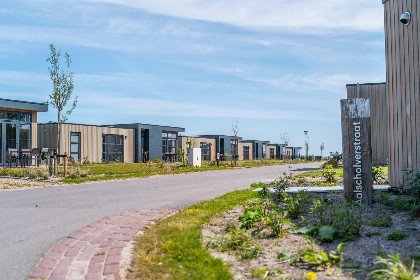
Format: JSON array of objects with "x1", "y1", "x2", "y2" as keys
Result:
[{"x1": 400, "y1": 12, "x2": 411, "y2": 25}]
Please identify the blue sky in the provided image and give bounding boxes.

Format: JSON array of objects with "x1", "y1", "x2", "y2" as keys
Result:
[{"x1": 0, "y1": 0, "x2": 386, "y2": 155}]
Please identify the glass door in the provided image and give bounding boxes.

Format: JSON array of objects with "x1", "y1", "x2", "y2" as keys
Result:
[{"x1": 6, "y1": 123, "x2": 18, "y2": 151}]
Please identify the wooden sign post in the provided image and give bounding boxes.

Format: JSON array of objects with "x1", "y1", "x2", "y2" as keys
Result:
[{"x1": 341, "y1": 98, "x2": 373, "y2": 205}]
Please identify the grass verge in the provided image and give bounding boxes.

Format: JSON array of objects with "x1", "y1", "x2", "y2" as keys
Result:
[{"x1": 127, "y1": 189, "x2": 257, "y2": 280}]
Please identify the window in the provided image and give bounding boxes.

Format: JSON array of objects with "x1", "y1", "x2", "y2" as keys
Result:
[
  {"x1": 200, "y1": 142, "x2": 211, "y2": 161},
  {"x1": 102, "y1": 134, "x2": 124, "y2": 163},
  {"x1": 243, "y1": 146, "x2": 250, "y2": 160},
  {"x1": 262, "y1": 143, "x2": 267, "y2": 158},
  {"x1": 19, "y1": 113, "x2": 31, "y2": 122},
  {"x1": 270, "y1": 148, "x2": 275, "y2": 159},
  {"x1": 19, "y1": 124, "x2": 31, "y2": 150},
  {"x1": 70, "y1": 132, "x2": 81, "y2": 162},
  {"x1": 162, "y1": 132, "x2": 178, "y2": 162}
]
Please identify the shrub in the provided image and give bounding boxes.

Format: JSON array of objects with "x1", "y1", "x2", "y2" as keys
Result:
[
  {"x1": 368, "y1": 253, "x2": 420, "y2": 280},
  {"x1": 321, "y1": 165, "x2": 337, "y2": 183},
  {"x1": 402, "y1": 168, "x2": 420, "y2": 201},
  {"x1": 208, "y1": 227, "x2": 263, "y2": 259},
  {"x1": 372, "y1": 165, "x2": 387, "y2": 184},
  {"x1": 325, "y1": 152, "x2": 342, "y2": 168},
  {"x1": 386, "y1": 231, "x2": 408, "y2": 241}
]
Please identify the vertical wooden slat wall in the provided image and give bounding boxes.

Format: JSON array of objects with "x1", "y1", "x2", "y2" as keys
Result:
[
  {"x1": 346, "y1": 83, "x2": 389, "y2": 165},
  {"x1": 384, "y1": 0, "x2": 420, "y2": 187},
  {"x1": 38, "y1": 123, "x2": 135, "y2": 163}
]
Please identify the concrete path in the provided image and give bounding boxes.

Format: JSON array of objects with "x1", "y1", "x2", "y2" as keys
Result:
[{"x1": 0, "y1": 162, "x2": 322, "y2": 280}]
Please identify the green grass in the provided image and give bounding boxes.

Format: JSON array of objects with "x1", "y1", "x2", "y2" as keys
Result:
[
  {"x1": 294, "y1": 168, "x2": 344, "y2": 179},
  {"x1": 127, "y1": 189, "x2": 257, "y2": 280},
  {"x1": 2, "y1": 158, "x2": 319, "y2": 184}
]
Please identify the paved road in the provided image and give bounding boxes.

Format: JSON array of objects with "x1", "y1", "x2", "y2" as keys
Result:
[{"x1": 0, "y1": 162, "x2": 322, "y2": 279}]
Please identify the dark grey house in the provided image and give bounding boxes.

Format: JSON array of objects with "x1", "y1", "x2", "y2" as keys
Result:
[
  {"x1": 0, "y1": 98, "x2": 48, "y2": 165},
  {"x1": 198, "y1": 135, "x2": 243, "y2": 160},
  {"x1": 114, "y1": 123, "x2": 185, "y2": 162},
  {"x1": 240, "y1": 140, "x2": 270, "y2": 160}
]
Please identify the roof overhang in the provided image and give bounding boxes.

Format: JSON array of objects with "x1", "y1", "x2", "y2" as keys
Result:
[{"x1": 0, "y1": 98, "x2": 48, "y2": 112}]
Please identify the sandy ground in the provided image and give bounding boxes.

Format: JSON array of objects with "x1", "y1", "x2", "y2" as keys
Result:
[{"x1": 203, "y1": 192, "x2": 420, "y2": 280}]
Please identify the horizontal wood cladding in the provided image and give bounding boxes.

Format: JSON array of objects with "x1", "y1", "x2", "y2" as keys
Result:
[
  {"x1": 384, "y1": 0, "x2": 420, "y2": 187},
  {"x1": 38, "y1": 123, "x2": 135, "y2": 163},
  {"x1": 346, "y1": 83, "x2": 389, "y2": 165}
]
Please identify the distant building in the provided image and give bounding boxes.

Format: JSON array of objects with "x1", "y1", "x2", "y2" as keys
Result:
[
  {"x1": 113, "y1": 123, "x2": 185, "y2": 162},
  {"x1": 240, "y1": 140, "x2": 270, "y2": 160},
  {"x1": 179, "y1": 136, "x2": 216, "y2": 161},
  {"x1": 285, "y1": 147, "x2": 302, "y2": 160},
  {"x1": 198, "y1": 135, "x2": 243, "y2": 161}
]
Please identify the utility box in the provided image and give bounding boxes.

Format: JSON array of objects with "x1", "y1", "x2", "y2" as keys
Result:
[{"x1": 188, "y1": 148, "x2": 201, "y2": 167}]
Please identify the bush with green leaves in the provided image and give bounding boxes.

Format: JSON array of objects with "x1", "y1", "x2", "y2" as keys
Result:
[
  {"x1": 239, "y1": 198, "x2": 292, "y2": 237},
  {"x1": 281, "y1": 191, "x2": 312, "y2": 219},
  {"x1": 310, "y1": 198, "x2": 363, "y2": 241},
  {"x1": 386, "y1": 231, "x2": 408, "y2": 241},
  {"x1": 207, "y1": 226, "x2": 263, "y2": 259},
  {"x1": 325, "y1": 152, "x2": 342, "y2": 168},
  {"x1": 368, "y1": 253, "x2": 420, "y2": 280},
  {"x1": 321, "y1": 164, "x2": 337, "y2": 183},
  {"x1": 402, "y1": 168, "x2": 420, "y2": 202},
  {"x1": 372, "y1": 165, "x2": 388, "y2": 184},
  {"x1": 283, "y1": 243, "x2": 347, "y2": 270},
  {"x1": 369, "y1": 208, "x2": 393, "y2": 227}
]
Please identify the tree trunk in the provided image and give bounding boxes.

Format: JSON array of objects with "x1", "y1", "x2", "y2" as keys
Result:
[{"x1": 57, "y1": 110, "x2": 61, "y2": 155}]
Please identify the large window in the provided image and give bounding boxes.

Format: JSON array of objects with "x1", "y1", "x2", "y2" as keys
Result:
[
  {"x1": 162, "y1": 132, "x2": 178, "y2": 162},
  {"x1": 243, "y1": 146, "x2": 250, "y2": 160},
  {"x1": 19, "y1": 124, "x2": 31, "y2": 150},
  {"x1": 200, "y1": 142, "x2": 211, "y2": 161},
  {"x1": 262, "y1": 143, "x2": 267, "y2": 159},
  {"x1": 70, "y1": 132, "x2": 81, "y2": 162},
  {"x1": 102, "y1": 134, "x2": 124, "y2": 163},
  {"x1": 270, "y1": 148, "x2": 275, "y2": 159}
]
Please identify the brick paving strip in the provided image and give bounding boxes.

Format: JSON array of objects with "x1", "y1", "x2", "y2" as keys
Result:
[{"x1": 28, "y1": 209, "x2": 177, "y2": 280}]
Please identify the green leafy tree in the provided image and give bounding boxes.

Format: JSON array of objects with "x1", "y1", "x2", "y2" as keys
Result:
[{"x1": 47, "y1": 43, "x2": 77, "y2": 154}]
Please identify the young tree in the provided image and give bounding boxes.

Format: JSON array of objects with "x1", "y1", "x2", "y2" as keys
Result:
[
  {"x1": 320, "y1": 143, "x2": 325, "y2": 158},
  {"x1": 280, "y1": 131, "x2": 289, "y2": 159},
  {"x1": 232, "y1": 118, "x2": 239, "y2": 166},
  {"x1": 47, "y1": 43, "x2": 77, "y2": 154},
  {"x1": 304, "y1": 137, "x2": 310, "y2": 159}
]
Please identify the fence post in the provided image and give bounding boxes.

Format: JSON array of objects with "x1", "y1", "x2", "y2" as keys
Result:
[
  {"x1": 64, "y1": 153, "x2": 68, "y2": 177},
  {"x1": 54, "y1": 154, "x2": 58, "y2": 177}
]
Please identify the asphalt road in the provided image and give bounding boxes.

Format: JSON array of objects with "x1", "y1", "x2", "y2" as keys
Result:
[{"x1": 0, "y1": 162, "x2": 322, "y2": 279}]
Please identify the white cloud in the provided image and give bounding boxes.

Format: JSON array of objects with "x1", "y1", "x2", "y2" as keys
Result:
[
  {"x1": 76, "y1": 93, "x2": 334, "y2": 121},
  {"x1": 81, "y1": 0, "x2": 384, "y2": 33},
  {"x1": 248, "y1": 72, "x2": 385, "y2": 94}
]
